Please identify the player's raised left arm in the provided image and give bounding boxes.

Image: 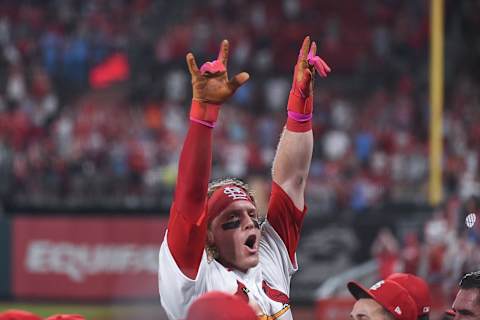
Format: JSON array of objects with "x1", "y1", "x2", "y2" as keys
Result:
[{"x1": 272, "y1": 36, "x2": 331, "y2": 209}]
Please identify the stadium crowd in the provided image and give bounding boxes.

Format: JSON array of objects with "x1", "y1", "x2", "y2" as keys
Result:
[{"x1": 0, "y1": 0, "x2": 478, "y2": 212}]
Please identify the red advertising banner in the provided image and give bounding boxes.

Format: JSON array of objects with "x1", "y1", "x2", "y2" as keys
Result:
[{"x1": 12, "y1": 216, "x2": 168, "y2": 300}]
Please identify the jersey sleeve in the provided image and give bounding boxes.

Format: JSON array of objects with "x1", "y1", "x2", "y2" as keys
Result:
[
  {"x1": 166, "y1": 202, "x2": 208, "y2": 279},
  {"x1": 159, "y1": 232, "x2": 207, "y2": 320},
  {"x1": 265, "y1": 181, "x2": 307, "y2": 265},
  {"x1": 166, "y1": 121, "x2": 212, "y2": 279}
]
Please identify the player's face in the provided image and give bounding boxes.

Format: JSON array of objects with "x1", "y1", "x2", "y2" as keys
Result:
[
  {"x1": 209, "y1": 200, "x2": 261, "y2": 273},
  {"x1": 350, "y1": 299, "x2": 390, "y2": 320},
  {"x1": 452, "y1": 289, "x2": 480, "y2": 320}
]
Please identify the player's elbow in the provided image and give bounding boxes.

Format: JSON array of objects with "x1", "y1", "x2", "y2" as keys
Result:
[
  {"x1": 292, "y1": 173, "x2": 307, "y2": 189},
  {"x1": 274, "y1": 165, "x2": 308, "y2": 185}
]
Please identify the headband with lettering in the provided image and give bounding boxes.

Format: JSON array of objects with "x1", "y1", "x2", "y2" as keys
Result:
[{"x1": 207, "y1": 185, "x2": 255, "y2": 224}]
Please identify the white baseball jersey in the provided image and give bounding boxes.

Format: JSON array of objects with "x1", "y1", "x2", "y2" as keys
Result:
[
  {"x1": 158, "y1": 182, "x2": 307, "y2": 320},
  {"x1": 159, "y1": 221, "x2": 296, "y2": 320}
]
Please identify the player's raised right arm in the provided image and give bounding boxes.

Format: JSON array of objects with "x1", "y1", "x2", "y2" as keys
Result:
[{"x1": 166, "y1": 40, "x2": 249, "y2": 279}]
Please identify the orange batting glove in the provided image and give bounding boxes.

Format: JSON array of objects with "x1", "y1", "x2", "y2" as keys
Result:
[{"x1": 187, "y1": 40, "x2": 250, "y2": 127}]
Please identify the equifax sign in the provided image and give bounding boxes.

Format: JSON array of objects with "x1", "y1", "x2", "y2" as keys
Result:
[
  {"x1": 25, "y1": 240, "x2": 158, "y2": 282},
  {"x1": 12, "y1": 216, "x2": 167, "y2": 300}
]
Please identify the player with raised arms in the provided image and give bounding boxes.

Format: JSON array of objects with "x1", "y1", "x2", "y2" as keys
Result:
[{"x1": 158, "y1": 36, "x2": 330, "y2": 319}]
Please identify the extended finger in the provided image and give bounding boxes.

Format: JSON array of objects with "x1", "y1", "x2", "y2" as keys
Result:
[
  {"x1": 228, "y1": 72, "x2": 250, "y2": 92},
  {"x1": 315, "y1": 59, "x2": 327, "y2": 77},
  {"x1": 316, "y1": 57, "x2": 331, "y2": 77},
  {"x1": 217, "y1": 39, "x2": 229, "y2": 68},
  {"x1": 309, "y1": 56, "x2": 331, "y2": 77},
  {"x1": 297, "y1": 36, "x2": 310, "y2": 63},
  {"x1": 308, "y1": 41, "x2": 317, "y2": 59},
  {"x1": 186, "y1": 53, "x2": 200, "y2": 76},
  {"x1": 318, "y1": 57, "x2": 331, "y2": 72}
]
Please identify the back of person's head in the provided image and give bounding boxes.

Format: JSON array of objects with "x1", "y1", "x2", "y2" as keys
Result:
[
  {"x1": 459, "y1": 270, "x2": 480, "y2": 290},
  {"x1": 186, "y1": 291, "x2": 257, "y2": 320},
  {"x1": 387, "y1": 273, "x2": 431, "y2": 320},
  {"x1": 0, "y1": 310, "x2": 42, "y2": 320}
]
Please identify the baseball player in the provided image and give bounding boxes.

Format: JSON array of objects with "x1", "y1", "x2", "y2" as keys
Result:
[
  {"x1": 348, "y1": 279, "x2": 417, "y2": 320},
  {"x1": 158, "y1": 36, "x2": 330, "y2": 319}
]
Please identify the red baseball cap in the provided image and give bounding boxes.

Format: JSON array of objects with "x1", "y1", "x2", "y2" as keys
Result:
[
  {"x1": 348, "y1": 279, "x2": 417, "y2": 320},
  {"x1": 186, "y1": 291, "x2": 257, "y2": 320},
  {"x1": 387, "y1": 273, "x2": 432, "y2": 317},
  {"x1": 45, "y1": 315, "x2": 85, "y2": 320},
  {"x1": 0, "y1": 310, "x2": 42, "y2": 320}
]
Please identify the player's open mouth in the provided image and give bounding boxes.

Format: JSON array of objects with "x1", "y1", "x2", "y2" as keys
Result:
[{"x1": 244, "y1": 234, "x2": 257, "y2": 252}]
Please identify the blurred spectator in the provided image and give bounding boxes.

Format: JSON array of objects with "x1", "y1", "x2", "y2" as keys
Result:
[
  {"x1": 371, "y1": 228, "x2": 400, "y2": 279},
  {"x1": 400, "y1": 232, "x2": 420, "y2": 275}
]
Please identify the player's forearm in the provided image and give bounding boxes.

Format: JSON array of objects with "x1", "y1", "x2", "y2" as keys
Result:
[
  {"x1": 173, "y1": 119, "x2": 212, "y2": 221},
  {"x1": 272, "y1": 128, "x2": 313, "y2": 210}
]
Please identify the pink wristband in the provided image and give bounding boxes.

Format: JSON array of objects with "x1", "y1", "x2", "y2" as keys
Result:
[
  {"x1": 190, "y1": 117, "x2": 215, "y2": 128},
  {"x1": 288, "y1": 111, "x2": 312, "y2": 122}
]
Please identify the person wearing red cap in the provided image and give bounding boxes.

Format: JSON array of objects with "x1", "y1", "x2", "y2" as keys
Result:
[
  {"x1": 348, "y1": 279, "x2": 417, "y2": 320},
  {"x1": 387, "y1": 273, "x2": 432, "y2": 320},
  {"x1": 0, "y1": 310, "x2": 42, "y2": 320},
  {"x1": 452, "y1": 270, "x2": 480, "y2": 320},
  {"x1": 185, "y1": 291, "x2": 257, "y2": 320},
  {"x1": 158, "y1": 37, "x2": 330, "y2": 319}
]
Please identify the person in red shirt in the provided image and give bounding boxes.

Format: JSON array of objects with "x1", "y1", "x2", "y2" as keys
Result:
[{"x1": 371, "y1": 228, "x2": 400, "y2": 279}]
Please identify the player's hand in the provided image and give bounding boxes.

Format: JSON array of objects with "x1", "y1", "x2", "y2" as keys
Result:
[
  {"x1": 186, "y1": 40, "x2": 249, "y2": 105},
  {"x1": 287, "y1": 36, "x2": 331, "y2": 117},
  {"x1": 291, "y1": 36, "x2": 331, "y2": 100}
]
